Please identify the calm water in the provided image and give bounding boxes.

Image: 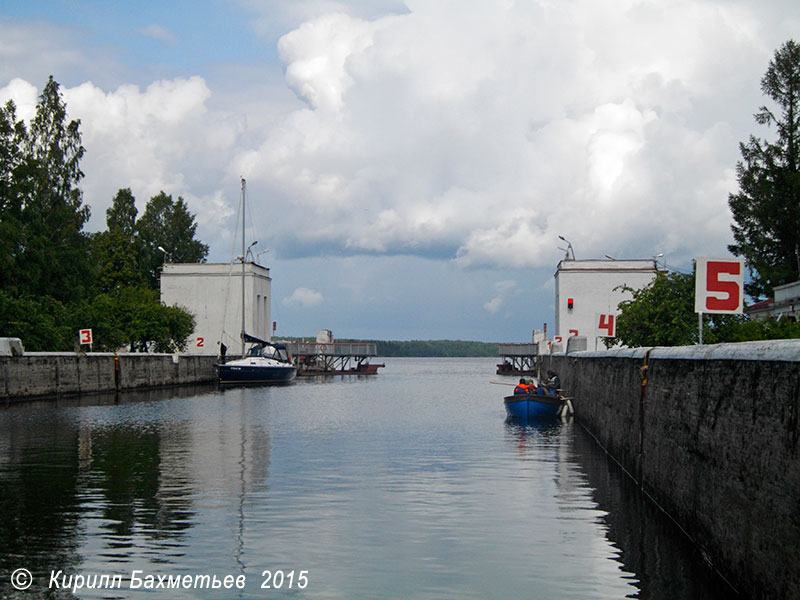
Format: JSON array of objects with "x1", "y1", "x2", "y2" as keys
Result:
[{"x1": 0, "y1": 357, "x2": 734, "y2": 599}]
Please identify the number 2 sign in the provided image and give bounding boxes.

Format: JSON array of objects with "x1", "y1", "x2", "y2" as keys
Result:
[{"x1": 695, "y1": 257, "x2": 744, "y2": 314}]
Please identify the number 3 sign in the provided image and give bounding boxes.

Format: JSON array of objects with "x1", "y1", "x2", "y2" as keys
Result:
[{"x1": 695, "y1": 257, "x2": 744, "y2": 314}]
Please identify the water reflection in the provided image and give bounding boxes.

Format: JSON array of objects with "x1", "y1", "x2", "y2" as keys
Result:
[
  {"x1": 570, "y1": 425, "x2": 739, "y2": 599},
  {"x1": 0, "y1": 360, "x2": 741, "y2": 599},
  {"x1": 0, "y1": 386, "x2": 271, "y2": 598},
  {"x1": 503, "y1": 418, "x2": 737, "y2": 600},
  {"x1": 0, "y1": 412, "x2": 83, "y2": 596}
]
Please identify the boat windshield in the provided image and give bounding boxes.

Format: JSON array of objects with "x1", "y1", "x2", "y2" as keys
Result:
[
  {"x1": 247, "y1": 344, "x2": 290, "y2": 362},
  {"x1": 247, "y1": 345, "x2": 270, "y2": 358}
]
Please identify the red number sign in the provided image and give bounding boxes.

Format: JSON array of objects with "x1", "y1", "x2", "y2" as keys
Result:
[
  {"x1": 196, "y1": 337, "x2": 204, "y2": 348},
  {"x1": 597, "y1": 314, "x2": 615, "y2": 337},
  {"x1": 695, "y1": 257, "x2": 744, "y2": 314},
  {"x1": 79, "y1": 329, "x2": 93, "y2": 345}
]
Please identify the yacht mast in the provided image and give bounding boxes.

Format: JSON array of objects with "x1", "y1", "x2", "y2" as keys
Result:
[{"x1": 241, "y1": 177, "x2": 246, "y2": 357}]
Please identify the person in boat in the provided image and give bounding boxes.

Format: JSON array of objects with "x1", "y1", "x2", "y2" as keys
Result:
[
  {"x1": 514, "y1": 378, "x2": 533, "y2": 395},
  {"x1": 219, "y1": 342, "x2": 227, "y2": 364},
  {"x1": 545, "y1": 370, "x2": 560, "y2": 389},
  {"x1": 540, "y1": 370, "x2": 561, "y2": 398}
]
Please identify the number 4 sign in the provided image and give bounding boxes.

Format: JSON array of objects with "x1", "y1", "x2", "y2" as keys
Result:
[
  {"x1": 596, "y1": 314, "x2": 616, "y2": 337},
  {"x1": 695, "y1": 257, "x2": 745, "y2": 314}
]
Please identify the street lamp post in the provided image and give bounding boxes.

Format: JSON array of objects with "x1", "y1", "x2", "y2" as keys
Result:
[
  {"x1": 246, "y1": 241, "x2": 258, "y2": 262},
  {"x1": 558, "y1": 235, "x2": 575, "y2": 260},
  {"x1": 256, "y1": 249, "x2": 270, "y2": 265}
]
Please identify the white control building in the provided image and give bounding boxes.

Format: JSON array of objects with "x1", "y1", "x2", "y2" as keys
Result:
[
  {"x1": 160, "y1": 262, "x2": 272, "y2": 356},
  {"x1": 554, "y1": 258, "x2": 659, "y2": 350}
]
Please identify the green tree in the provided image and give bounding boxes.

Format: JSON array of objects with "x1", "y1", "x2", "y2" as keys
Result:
[
  {"x1": 15, "y1": 76, "x2": 92, "y2": 303},
  {"x1": 607, "y1": 270, "x2": 752, "y2": 348},
  {"x1": 0, "y1": 78, "x2": 200, "y2": 353},
  {"x1": 92, "y1": 189, "x2": 144, "y2": 294},
  {"x1": 84, "y1": 287, "x2": 195, "y2": 352},
  {"x1": 106, "y1": 187, "x2": 138, "y2": 235},
  {"x1": 137, "y1": 192, "x2": 209, "y2": 288},
  {"x1": 608, "y1": 272, "x2": 698, "y2": 347},
  {"x1": 0, "y1": 100, "x2": 27, "y2": 294},
  {"x1": 0, "y1": 291, "x2": 73, "y2": 351},
  {"x1": 729, "y1": 40, "x2": 800, "y2": 299},
  {"x1": 117, "y1": 287, "x2": 194, "y2": 352},
  {"x1": 0, "y1": 77, "x2": 95, "y2": 352},
  {"x1": 724, "y1": 316, "x2": 800, "y2": 341},
  {"x1": 91, "y1": 229, "x2": 144, "y2": 294}
]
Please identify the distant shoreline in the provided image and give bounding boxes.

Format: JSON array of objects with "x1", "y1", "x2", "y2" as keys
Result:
[{"x1": 280, "y1": 337, "x2": 500, "y2": 358}]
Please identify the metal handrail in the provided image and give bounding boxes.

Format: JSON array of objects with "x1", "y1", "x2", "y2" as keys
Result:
[
  {"x1": 283, "y1": 342, "x2": 378, "y2": 357},
  {"x1": 498, "y1": 343, "x2": 539, "y2": 355}
]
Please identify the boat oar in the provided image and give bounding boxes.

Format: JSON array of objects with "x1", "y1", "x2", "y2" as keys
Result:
[{"x1": 490, "y1": 381, "x2": 518, "y2": 386}]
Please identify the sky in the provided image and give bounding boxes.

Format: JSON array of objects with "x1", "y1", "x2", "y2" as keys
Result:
[{"x1": 1, "y1": 0, "x2": 798, "y2": 342}]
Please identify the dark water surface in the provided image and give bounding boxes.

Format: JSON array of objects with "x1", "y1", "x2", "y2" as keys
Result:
[{"x1": 0, "y1": 357, "x2": 734, "y2": 599}]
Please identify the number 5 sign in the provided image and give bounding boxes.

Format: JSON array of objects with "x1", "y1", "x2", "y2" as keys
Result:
[{"x1": 695, "y1": 257, "x2": 744, "y2": 314}]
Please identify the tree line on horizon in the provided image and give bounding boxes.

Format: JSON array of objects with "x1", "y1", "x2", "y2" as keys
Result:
[
  {"x1": 280, "y1": 337, "x2": 500, "y2": 357},
  {"x1": 0, "y1": 77, "x2": 207, "y2": 351}
]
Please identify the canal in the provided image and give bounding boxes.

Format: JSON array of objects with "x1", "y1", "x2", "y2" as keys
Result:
[{"x1": 0, "y1": 357, "x2": 735, "y2": 599}]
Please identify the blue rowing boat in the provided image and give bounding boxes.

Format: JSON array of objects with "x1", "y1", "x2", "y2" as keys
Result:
[{"x1": 504, "y1": 388, "x2": 564, "y2": 420}]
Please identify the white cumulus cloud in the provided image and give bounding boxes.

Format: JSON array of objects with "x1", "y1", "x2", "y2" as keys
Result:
[
  {"x1": 0, "y1": 78, "x2": 38, "y2": 121},
  {"x1": 0, "y1": 76, "x2": 243, "y2": 244},
  {"x1": 283, "y1": 287, "x2": 325, "y2": 308},
  {"x1": 3, "y1": 0, "x2": 797, "y2": 275},
  {"x1": 484, "y1": 280, "x2": 518, "y2": 314},
  {"x1": 235, "y1": 0, "x2": 782, "y2": 269},
  {"x1": 140, "y1": 24, "x2": 178, "y2": 45},
  {"x1": 484, "y1": 297, "x2": 503, "y2": 314}
]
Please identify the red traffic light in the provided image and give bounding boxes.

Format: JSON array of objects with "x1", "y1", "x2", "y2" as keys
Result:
[{"x1": 567, "y1": 298, "x2": 574, "y2": 309}]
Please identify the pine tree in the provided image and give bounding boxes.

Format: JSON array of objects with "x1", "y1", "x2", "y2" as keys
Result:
[
  {"x1": 91, "y1": 188, "x2": 145, "y2": 293},
  {"x1": 729, "y1": 40, "x2": 800, "y2": 299},
  {"x1": 137, "y1": 191, "x2": 209, "y2": 288},
  {"x1": 106, "y1": 187, "x2": 138, "y2": 235}
]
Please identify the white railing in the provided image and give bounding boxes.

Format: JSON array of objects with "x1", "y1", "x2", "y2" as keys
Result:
[
  {"x1": 283, "y1": 342, "x2": 377, "y2": 357},
  {"x1": 498, "y1": 343, "x2": 538, "y2": 356}
]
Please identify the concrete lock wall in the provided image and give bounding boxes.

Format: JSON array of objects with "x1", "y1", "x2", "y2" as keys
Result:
[
  {"x1": 544, "y1": 340, "x2": 800, "y2": 600},
  {"x1": 1, "y1": 353, "x2": 218, "y2": 402}
]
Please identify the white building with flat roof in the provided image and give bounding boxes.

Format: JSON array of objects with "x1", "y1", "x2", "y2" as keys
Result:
[
  {"x1": 745, "y1": 280, "x2": 800, "y2": 322},
  {"x1": 554, "y1": 258, "x2": 659, "y2": 350},
  {"x1": 160, "y1": 262, "x2": 271, "y2": 356}
]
